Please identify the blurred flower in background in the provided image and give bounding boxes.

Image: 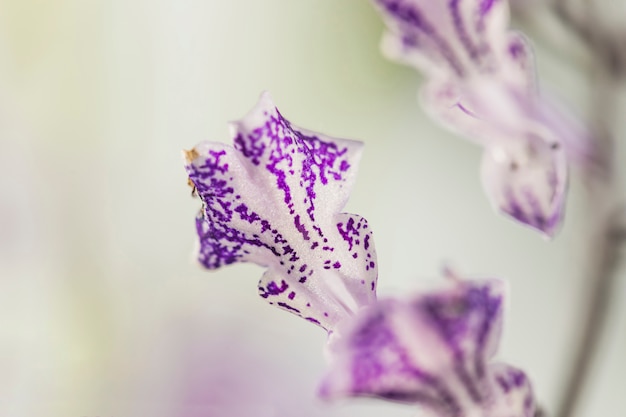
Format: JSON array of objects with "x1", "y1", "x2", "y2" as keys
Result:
[
  {"x1": 0, "y1": 1, "x2": 624, "y2": 417},
  {"x1": 371, "y1": 0, "x2": 590, "y2": 237}
]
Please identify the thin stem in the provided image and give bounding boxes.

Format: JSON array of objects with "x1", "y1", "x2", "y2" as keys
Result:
[
  {"x1": 551, "y1": 0, "x2": 594, "y2": 48},
  {"x1": 538, "y1": 1, "x2": 626, "y2": 415},
  {"x1": 550, "y1": 0, "x2": 626, "y2": 77},
  {"x1": 555, "y1": 51, "x2": 623, "y2": 417},
  {"x1": 556, "y1": 193, "x2": 621, "y2": 417}
]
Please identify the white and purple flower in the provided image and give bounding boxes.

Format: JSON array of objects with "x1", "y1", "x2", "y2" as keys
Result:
[
  {"x1": 182, "y1": 93, "x2": 537, "y2": 417},
  {"x1": 183, "y1": 92, "x2": 378, "y2": 332},
  {"x1": 371, "y1": 0, "x2": 589, "y2": 236},
  {"x1": 320, "y1": 278, "x2": 535, "y2": 417}
]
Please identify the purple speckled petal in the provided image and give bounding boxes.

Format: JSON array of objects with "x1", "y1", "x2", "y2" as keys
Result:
[
  {"x1": 488, "y1": 363, "x2": 536, "y2": 417},
  {"x1": 184, "y1": 92, "x2": 377, "y2": 331},
  {"x1": 320, "y1": 279, "x2": 534, "y2": 417},
  {"x1": 481, "y1": 134, "x2": 567, "y2": 237},
  {"x1": 373, "y1": 0, "x2": 510, "y2": 79}
]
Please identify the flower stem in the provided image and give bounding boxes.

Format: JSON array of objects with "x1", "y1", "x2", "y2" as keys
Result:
[
  {"x1": 556, "y1": 193, "x2": 621, "y2": 417},
  {"x1": 555, "y1": 45, "x2": 624, "y2": 417}
]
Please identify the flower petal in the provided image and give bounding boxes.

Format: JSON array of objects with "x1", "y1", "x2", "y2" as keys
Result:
[
  {"x1": 420, "y1": 78, "x2": 570, "y2": 235},
  {"x1": 320, "y1": 279, "x2": 534, "y2": 417},
  {"x1": 488, "y1": 363, "x2": 536, "y2": 417},
  {"x1": 481, "y1": 133, "x2": 567, "y2": 237},
  {"x1": 419, "y1": 76, "x2": 538, "y2": 148},
  {"x1": 419, "y1": 79, "x2": 498, "y2": 147},
  {"x1": 185, "y1": 92, "x2": 378, "y2": 331},
  {"x1": 501, "y1": 32, "x2": 536, "y2": 91},
  {"x1": 373, "y1": 0, "x2": 510, "y2": 79},
  {"x1": 372, "y1": 0, "x2": 585, "y2": 235}
]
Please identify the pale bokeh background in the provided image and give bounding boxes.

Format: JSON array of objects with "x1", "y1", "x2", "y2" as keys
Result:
[{"x1": 0, "y1": 1, "x2": 624, "y2": 417}]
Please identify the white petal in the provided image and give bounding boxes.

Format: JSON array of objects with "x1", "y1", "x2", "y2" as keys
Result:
[{"x1": 184, "y1": 92, "x2": 378, "y2": 331}]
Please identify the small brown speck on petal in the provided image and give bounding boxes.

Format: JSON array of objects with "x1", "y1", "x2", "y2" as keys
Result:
[{"x1": 183, "y1": 148, "x2": 199, "y2": 163}]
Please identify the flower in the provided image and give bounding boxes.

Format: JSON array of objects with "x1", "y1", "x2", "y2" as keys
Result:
[
  {"x1": 371, "y1": 0, "x2": 588, "y2": 236},
  {"x1": 183, "y1": 92, "x2": 378, "y2": 332},
  {"x1": 320, "y1": 278, "x2": 535, "y2": 417}
]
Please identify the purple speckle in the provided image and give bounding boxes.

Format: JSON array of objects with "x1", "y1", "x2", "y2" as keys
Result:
[
  {"x1": 509, "y1": 40, "x2": 525, "y2": 59},
  {"x1": 294, "y1": 215, "x2": 310, "y2": 241},
  {"x1": 278, "y1": 302, "x2": 300, "y2": 313},
  {"x1": 497, "y1": 375, "x2": 510, "y2": 393},
  {"x1": 259, "y1": 280, "x2": 289, "y2": 298}
]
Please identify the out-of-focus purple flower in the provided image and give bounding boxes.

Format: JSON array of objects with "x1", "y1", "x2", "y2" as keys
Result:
[
  {"x1": 371, "y1": 0, "x2": 589, "y2": 236},
  {"x1": 320, "y1": 278, "x2": 535, "y2": 417},
  {"x1": 183, "y1": 92, "x2": 377, "y2": 332}
]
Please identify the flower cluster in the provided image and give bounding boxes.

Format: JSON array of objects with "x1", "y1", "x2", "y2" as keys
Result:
[
  {"x1": 178, "y1": 1, "x2": 591, "y2": 416},
  {"x1": 183, "y1": 93, "x2": 536, "y2": 417}
]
